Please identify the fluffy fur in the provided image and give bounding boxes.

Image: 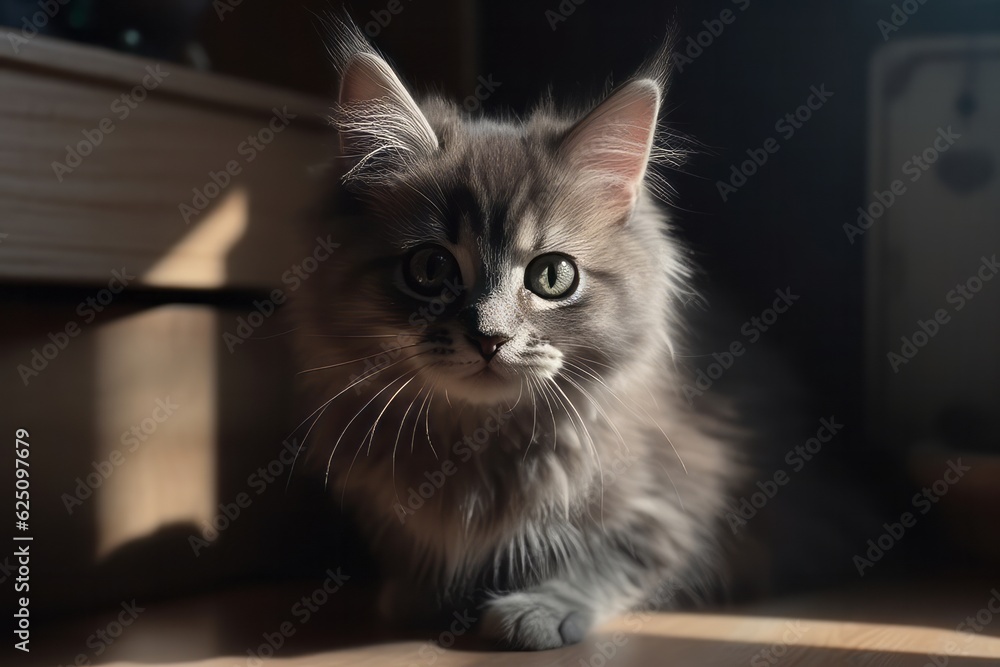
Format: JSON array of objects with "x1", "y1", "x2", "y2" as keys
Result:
[{"x1": 292, "y1": 18, "x2": 743, "y2": 650}]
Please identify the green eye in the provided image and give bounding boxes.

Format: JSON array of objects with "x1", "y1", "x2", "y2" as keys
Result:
[
  {"x1": 525, "y1": 253, "x2": 578, "y2": 299},
  {"x1": 404, "y1": 245, "x2": 459, "y2": 297}
]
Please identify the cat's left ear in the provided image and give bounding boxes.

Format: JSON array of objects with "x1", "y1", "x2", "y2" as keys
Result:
[
  {"x1": 334, "y1": 46, "x2": 439, "y2": 186},
  {"x1": 560, "y1": 79, "x2": 661, "y2": 220}
]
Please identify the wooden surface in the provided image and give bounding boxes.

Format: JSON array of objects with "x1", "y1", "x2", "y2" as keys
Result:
[
  {"x1": 0, "y1": 33, "x2": 328, "y2": 114},
  {"x1": 24, "y1": 578, "x2": 1000, "y2": 667},
  {"x1": 0, "y1": 35, "x2": 331, "y2": 290},
  {"x1": 0, "y1": 301, "x2": 303, "y2": 616}
]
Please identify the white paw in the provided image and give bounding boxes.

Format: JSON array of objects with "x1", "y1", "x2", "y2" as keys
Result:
[{"x1": 480, "y1": 591, "x2": 591, "y2": 650}]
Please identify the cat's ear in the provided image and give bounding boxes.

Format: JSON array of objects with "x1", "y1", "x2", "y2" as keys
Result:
[
  {"x1": 335, "y1": 49, "x2": 439, "y2": 186},
  {"x1": 560, "y1": 79, "x2": 661, "y2": 219}
]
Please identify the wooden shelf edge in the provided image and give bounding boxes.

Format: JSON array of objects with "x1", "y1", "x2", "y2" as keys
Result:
[{"x1": 0, "y1": 33, "x2": 333, "y2": 124}]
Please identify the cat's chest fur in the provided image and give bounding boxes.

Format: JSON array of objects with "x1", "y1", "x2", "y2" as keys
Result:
[
  {"x1": 331, "y1": 391, "x2": 601, "y2": 561},
  {"x1": 314, "y1": 376, "x2": 716, "y2": 591}
]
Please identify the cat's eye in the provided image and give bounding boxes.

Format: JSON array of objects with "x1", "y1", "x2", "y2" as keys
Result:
[
  {"x1": 403, "y1": 245, "x2": 460, "y2": 297},
  {"x1": 525, "y1": 253, "x2": 578, "y2": 300}
]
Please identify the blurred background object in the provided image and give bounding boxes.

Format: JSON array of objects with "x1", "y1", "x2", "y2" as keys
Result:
[{"x1": 1, "y1": 0, "x2": 213, "y2": 63}]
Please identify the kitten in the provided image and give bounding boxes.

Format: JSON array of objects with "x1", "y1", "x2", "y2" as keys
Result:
[{"x1": 292, "y1": 19, "x2": 742, "y2": 650}]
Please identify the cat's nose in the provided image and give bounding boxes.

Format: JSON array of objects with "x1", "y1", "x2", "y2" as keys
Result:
[{"x1": 466, "y1": 334, "x2": 510, "y2": 361}]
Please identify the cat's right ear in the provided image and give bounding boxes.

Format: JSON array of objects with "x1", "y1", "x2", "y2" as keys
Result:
[
  {"x1": 331, "y1": 22, "x2": 438, "y2": 186},
  {"x1": 559, "y1": 79, "x2": 661, "y2": 221}
]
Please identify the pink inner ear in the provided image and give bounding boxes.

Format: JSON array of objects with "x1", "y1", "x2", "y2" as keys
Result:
[
  {"x1": 335, "y1": 52, "x2": 439, "y2": 170},
  {"x1": 563, "y1": 80, "x2": 661, "y2": 212},
  {"x1": 339, "y1": 54, "x2": 396, "y2": 107}
]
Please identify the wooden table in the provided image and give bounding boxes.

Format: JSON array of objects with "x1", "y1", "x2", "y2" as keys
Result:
[{"x1": 24, "y1": 578, "x2": 1000, "y2": 667}]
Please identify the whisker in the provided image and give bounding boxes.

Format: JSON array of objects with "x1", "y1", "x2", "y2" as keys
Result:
[
  {"x1": 522, "y1": 377, "x2": 540, "y2": 462},
  {"x1": 392, "y1": 380, "x2": 428, "y2": 507},
  {"x1": 364, "y1": 374, "x2": 419, "y2": 455},
  {"x1": 287, "y1": 352, "x2": 426, "y2": 439},
  {"x1": 247, "y1": 327, "x2": 299, "y2": 340},
  {"x1": 325, "y1": 368, "x2": 418, "y2": 489},
  {"x1": 341, "y1": 369, "x2": 421, "y2": 507},
  {"x1": 424, "y1": 390, "x2": 438, "y2": 460},
  {"x1": 562, "y1": 366, "x2": 690, "y2": 520},
  {"x1": 548, "y1": 377, "x2": 607, "y2": 534},
  {"x1": 560, "y1": 342, "x2": 663, "y2": 405},
  {"x1": 255, "y1": 330, "x2": 413, "y2": 341},
  {"x1": 411, "y1": 385, "x2": 433, "y2": 454},
  {"x1": 528, "y1": 378, "x2": 538, "y2": 447},
  {"x1": 283, "y1": 353, "x2": 428, "y2": 489},
  {"x1": 565, "y1": 360, "x2": 688, "y2": 475},
  {"x1": 297, "y1": 343, "x2": 424, "y2": 375},
  {"x1": 561, "y1": 369, "x2": 630, "y2": 457},
  {"x1": 304, "y1": 333, "x2": 408, "y2": 339},
  {"x1": 534, "y1": 376, "x2": 558, "y2": 453},
  {"x1": 556, "y1": 340, "x2": 613, "y2": 357},
  {"x1": 655, "y1": 459, "x2": 686, "y2": 512},
  {"x1": 561, "y1": 360, "x2": 631, "y2": 410},
  {"x1": 549, "y1": 379, "x2": 597, "y2": 460},
  {"x1": 507, "y1": 378, "x2": 525, "y2": 413}
]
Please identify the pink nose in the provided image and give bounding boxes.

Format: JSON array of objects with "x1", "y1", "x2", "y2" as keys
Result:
[{"x1": 468, "y1": 334, "x2": 510, "y2": 360}]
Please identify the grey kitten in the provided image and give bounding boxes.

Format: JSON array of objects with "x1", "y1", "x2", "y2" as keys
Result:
[{"x1": 293, "y1": 20, "x2": 741, "y2": 650}]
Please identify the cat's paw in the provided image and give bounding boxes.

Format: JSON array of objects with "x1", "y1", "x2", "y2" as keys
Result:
[{"x1": 480, "y1": 591, "x2": 592, "y2": 650}]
